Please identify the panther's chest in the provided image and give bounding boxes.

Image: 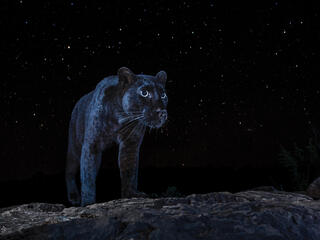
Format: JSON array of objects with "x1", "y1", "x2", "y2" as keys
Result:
[{"x1": 100, "y1": 118, "x2": 120, "y2": 141}]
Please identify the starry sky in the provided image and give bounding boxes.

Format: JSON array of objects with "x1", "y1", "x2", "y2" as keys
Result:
[{"x1": 2, "y1": 0, "x2": 320, "y2": 181}]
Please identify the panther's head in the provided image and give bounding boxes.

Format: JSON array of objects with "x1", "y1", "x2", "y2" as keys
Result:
[{"x1": 118, "y1": 67, "x2": 168, "y2": 129}]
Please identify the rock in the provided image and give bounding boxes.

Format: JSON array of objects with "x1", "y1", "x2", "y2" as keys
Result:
[
  {"x1": 249, "y1": 185, "x2": 278, "y2": 192},
  {"x1": 307, "y1": 177, "x2": 320, "y2": 199},
  {"x1": 0, "y1": 190, "x2": 320, "y2": 240}
]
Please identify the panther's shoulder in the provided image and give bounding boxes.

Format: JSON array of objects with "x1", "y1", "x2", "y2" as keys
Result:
[
  {"x1": 91, "y1": 75, "x2": 119, "y2": 103},
  {"x1": 95, "y1": 75, "x2": 119, "y2": 91}
]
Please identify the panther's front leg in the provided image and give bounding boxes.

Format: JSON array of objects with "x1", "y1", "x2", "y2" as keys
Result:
[
  {"x1": 118, "y1": 141, "x2": 147, "y2": 198},
  {"x1": 80, "y1": 143, "x2": 101, "y2": 206}
]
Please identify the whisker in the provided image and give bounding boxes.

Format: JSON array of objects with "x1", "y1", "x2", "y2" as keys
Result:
[
  {"x1": 118, "y1": 116, "x2": 144, "y2": 134},
  {"x1": 119, "y1": 120, "x2": 139, "y2": 134},
  {"x1": 124, "y1": 123, "x2": 140, "y2": 142},
  {"x1": 119, "y1": 115, "x2": 144, "y2": 124},
  {"x1": 125, "y1": 115, "x2": 144, "y2": 124},
  {"x1": 119, "y1": 117, "x2": 139, "y2": 125},
  {"x1": 119, "y1": 115, "x2": 143, "y2": 122},
  {"x1": 137, "y1": 122, "x2": 145, "y2": 135},
  {"x1": 118, "y1": 112, "x2": 143, "y2": 117},
  {"x1": 118, "y1": 122, "x2": 136, "y2": 134},
  {"x1": 118, "y1": 112, "x2": 143, "y2": 119},
  {"x1": 118, "y1": 110, "x2": 143, "y2": 115},
  {"x1": 140, "y1": 122, "x2": 146, "y2": 133}
]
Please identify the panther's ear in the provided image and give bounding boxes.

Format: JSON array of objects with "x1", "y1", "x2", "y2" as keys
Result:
[
  {"x1": 118, "y1": 67, "x2": 136, "y2": 87},
  {"x1": 156, "y1": 70, "x2": 167, "y2": 86}
]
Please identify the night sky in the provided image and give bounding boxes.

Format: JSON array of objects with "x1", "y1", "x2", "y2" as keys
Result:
[{"x1": 2, "y1": 1, "x2": 320, "y2": 194}]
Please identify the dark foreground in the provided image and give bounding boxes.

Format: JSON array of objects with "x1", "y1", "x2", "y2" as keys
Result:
[{"x1": 1, "y1": 189, "x2": 320, "y2": 240}]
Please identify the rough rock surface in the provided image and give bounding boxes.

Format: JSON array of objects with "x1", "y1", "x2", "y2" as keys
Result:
[
  {"x1": 1, "y1": 190, "x2": 320, "y2": 240},
  {"x1": 307, "y1": 177, "x2": 320, "y2": 199}
]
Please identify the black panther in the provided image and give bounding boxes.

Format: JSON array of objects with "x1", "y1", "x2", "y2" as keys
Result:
[{"x1": 65, "y1": 67, "x2": 168, "y2": 206}]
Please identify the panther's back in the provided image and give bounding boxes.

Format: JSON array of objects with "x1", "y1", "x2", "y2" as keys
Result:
[{"x1": 67, "y1": 76, "x2": 119, "y2": 161}]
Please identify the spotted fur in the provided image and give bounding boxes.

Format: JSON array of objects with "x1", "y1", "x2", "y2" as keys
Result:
[{"x1": 65, "y1": 67, "x2": 168, "y2": 206}]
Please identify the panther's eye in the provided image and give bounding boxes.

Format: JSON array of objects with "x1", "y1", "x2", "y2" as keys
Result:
[
  {"x1": 161, "y1": 92, "x2": 167, "y2": 99},
  {"x1": 140, "y1": 89, "x2": 149, "y2": 98}
]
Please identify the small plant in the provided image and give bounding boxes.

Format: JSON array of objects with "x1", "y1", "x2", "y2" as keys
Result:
[
  {"x1": 278, "y1": 138, "x2": 319, "y2": 191},
  {"x1": 163, "y1": 186, "x2": 184, "y2": 197},
  {"x1": 150, "y1": 186, "x2": 184, "y2": 198}
]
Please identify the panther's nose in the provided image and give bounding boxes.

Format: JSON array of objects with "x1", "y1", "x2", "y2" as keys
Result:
[
  {"x1": 156, "y1": 108, "x2": 167, "y2": 121},
  {"x1": 156, "y1": 108, "x2": 168, "y2": 121}
]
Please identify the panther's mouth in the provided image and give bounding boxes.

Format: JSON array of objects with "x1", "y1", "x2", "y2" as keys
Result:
[
  {"x1": 142, "y1": 119, "x2": 166, "y2": 129},
  {"x1": 141, "y1": 108, "x2": 167, "y2": 129},
  {"x1": 119, "y1": 109, "x2": 167, "y2": 130}
]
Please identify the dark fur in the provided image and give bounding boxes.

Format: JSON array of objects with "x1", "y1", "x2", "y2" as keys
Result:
[{"x1": 65, "y1": 67, "x2": 168, "y2": 206}]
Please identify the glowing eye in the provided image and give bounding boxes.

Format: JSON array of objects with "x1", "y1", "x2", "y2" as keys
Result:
[
  {"x1": 161, "y1": 92, "x2": 167, "y2": 99},
  {"x1": 140, "y1": 89, "x2": 149, "y2": 97}
]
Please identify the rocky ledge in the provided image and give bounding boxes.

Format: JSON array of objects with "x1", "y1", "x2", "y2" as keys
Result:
[{"x1": 1, "y1": 189, "x2": 320, "y2": 240}]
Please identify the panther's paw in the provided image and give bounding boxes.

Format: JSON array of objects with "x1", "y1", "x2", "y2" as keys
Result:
[{"x1": 68, "y1": 192, "x2": 81, "y2": 206}]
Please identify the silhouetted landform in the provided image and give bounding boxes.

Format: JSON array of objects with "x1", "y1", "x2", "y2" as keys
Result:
[
  {"x1": 307, "y1": 177, "x2": 320, "y2": 199},
  {"x1": 1, "y1": 189, "x2": 320, "y2": 240}
]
